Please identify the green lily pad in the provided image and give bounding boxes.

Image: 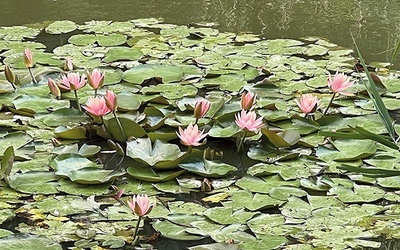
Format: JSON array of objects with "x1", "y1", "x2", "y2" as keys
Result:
[
  {"x1": 7, "y1": 171, "x2": 60, "y2": 194},
  {"x1": 123, "y1": 64, "x2": 184, "y2": 84},
  {"x1": 45, "y1": 20, "x2": 77, "y2": 34},
  {"x1": 103, "y1": 47, "x2": 143, "y2": 63},
  {"x1": 127, "y1": 165, "x2": 185, "y2": 182},
  {"x1": 126, "y1": 138, "x2": 186, "y2": 168},
  {"x1": 12, "y1": 95, "x2": 70, "y2": 114},
  {"x1": 152, "y1": 220, "x2": 204, "y2": 241},
  {"x1": 178, "y1": 151, "x2": 237, "y2": 177},
  {"x1": 50, "y1": 153, "x2": 98, "y2": 177},
  {"x1": 106, "y1": 117, "x2": 147, "y2": 142},
  {"x1": 0, "y1": 236, "x2": 62, "y2": 250},
  {"x1": 68, "y1": 167, "x2": 125, "y2": 184},
  {"x1": 68, "y1": 33, "x2": 127, "y2": 46},
  {"x1": 54, "y1": 126, "x2": 87, "y2": 140}
]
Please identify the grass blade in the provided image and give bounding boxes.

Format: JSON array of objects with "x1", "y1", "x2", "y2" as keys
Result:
[{"x1": 351, "y1": 33, "x2": 397, "y2": 142}]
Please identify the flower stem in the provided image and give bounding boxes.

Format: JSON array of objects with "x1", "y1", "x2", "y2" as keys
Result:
[
  {"x1": 113, "y1": 111, "x2": 127, "y2": 141},
  {"x1": 195, "y1": 118, "x2": 199, "y2": 125},
  {"x1": 74, "y1": 90, "x2": 81, "y2": 111},
  {"x1": 28, "y1": 67, "x2": 37, "y2": 84},
  {"x1": 323, "y1": 93, "x2": 336, "y2": 116},
  {"x1": 132, "y1": 216, "x2": 142, "y2": 245},
  {"x1": 236, "y1": 131, "x2": 247, "y2": 153},
  {"x1": 10, "y1": 82, "x2": 16, "y2": 90},
  {"x1": 94, "y1": 89, "x2": 98, "y2": 97}
]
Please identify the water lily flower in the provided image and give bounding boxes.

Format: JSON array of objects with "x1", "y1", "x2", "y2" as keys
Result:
[
  {"x1": 328, "y1": 72, "x2": 354, "y2": 95},
  {"x1": 105, "y1": 90, "x2": 118, "y2": 112},
  {"x1": 87, "y1": 69, "x2": 105, "y2": 90},
  {"x1": 127, "y1": 195, "x2": 152, "y2": 217},
  {"x1": 235, "y1": 110, "x2": 263, "y2": 132},
  {"x1": 240, "y1": 91, "x2": 256, "y2": 110},
  {"x1": 324, "y1": 72, "x2": 355, "y2": 115},
  {"x1": 295, "y1": 94, "x2": 320, "y2": 114},
  {"x1": 48, "y1": 78, "x2": 61, "y2": 99},
  {"x1": 64, "y1": 57, "x2": 73, "y2": 71},
  {"x1": 59, "y1": 72, "x2": 86, "y2": 91},
  {"x1": 177, "y1": 123, "x2": 208, "y2": 146},
  {"x1": 23, "y1": 48, "x2": 34, "y2": 68},
  {"x1": 194, "y1": 99, "x2": 211, "y2": 119},
  {"x1": 83, "y1": 96, "x2": 111, "y2": 117}
]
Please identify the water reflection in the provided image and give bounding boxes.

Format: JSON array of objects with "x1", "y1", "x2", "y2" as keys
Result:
[{"x1": 1, "y1": 0, "x2": 400, "y2": 65}]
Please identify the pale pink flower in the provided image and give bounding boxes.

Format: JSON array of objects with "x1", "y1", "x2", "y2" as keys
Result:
[
  {"x1": 194, "y1": 99, "x2": 211, "y2": 119},
  {"x1": 64, "y1": 57, "x2": 73, "y2": 71},
  {"x1": 48, "y1": 78, "x2": 61, "y2": 98},
  {"x1": 87, "y1": 69, "x2": 105, "y2": 90},
  {"x1": 176, "y1": 123, "x2": 208, "y2": 146},
  {"x1": 23, "y1": 48, "x2": 34, "y2": 68},
  {"x1": 295, "y1": 94, "x2": 320, "y2": 114},
  {"x1": 127, "y1": 195, "x2": 152, "y2": 217},
  {"x1": 59, "y1": 72, "x2": 86, "y2": 91},
  {"x1": 83, "y1": 96, "x2": 111, "y2": 117},
  {"x1": 235, "y1": 110, "x2": 263, "y2": 132},
  {"x1": 328, "y1": 72, "x2": 354, "y2": 94},
  {"x1": 240, "y1": 92, "x2": 256, "y2": 110},
  {"x1": 105, "y1": 90, "x2": 117, "y2": 112}
]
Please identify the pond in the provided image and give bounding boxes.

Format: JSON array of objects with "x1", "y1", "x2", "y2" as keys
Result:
[
  {"x1": 2, "y1": 0, "x2": 400, "y2": 68},
  {"x1": 1, "y1": 1, "x2": 400, "y2": 250}
]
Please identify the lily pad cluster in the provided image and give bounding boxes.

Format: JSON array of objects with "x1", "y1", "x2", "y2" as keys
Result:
[{"x1": 0, "y1": 18, "x2": 400, "y2": 249}]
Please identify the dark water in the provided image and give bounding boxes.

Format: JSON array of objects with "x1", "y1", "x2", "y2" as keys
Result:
[{"x1": 2, "y1": 0, "x2": 400, "y2": 67}]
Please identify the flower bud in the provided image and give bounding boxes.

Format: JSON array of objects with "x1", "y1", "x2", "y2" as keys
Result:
[
  {"x1": 105, "y1": 90, "x2": 118, "y2": 112},
  {"x1": 23, "y1": 48, "x2": 34, "y2": 68},
  {"x1": 194, "y1": 99, "x2": 211, "y2": 119},
  {"x1": 4, "y1": 65, "x2": 15, "y2": 84},
  {"x1": 48, "y1": 78, "x2": 61, "y2": 99}
]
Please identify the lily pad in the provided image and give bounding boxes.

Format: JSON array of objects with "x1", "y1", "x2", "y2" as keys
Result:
[
  {"x1": 178, "y1": 151, "x2": 237, "y2": 177},
  {"x1": 126, "y1": 138, "x2": 186, "y2": 168},
  {"x1": 45, "y1": 21, "x2": 77, "y2": 34},
  {"x1": 123, "y1": 64, "x2": 184, "y2": 84}
]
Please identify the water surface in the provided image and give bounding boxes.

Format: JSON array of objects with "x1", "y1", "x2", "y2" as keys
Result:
[{"x1": 2, "y1": 1, "x2": 400, "y2": 66}]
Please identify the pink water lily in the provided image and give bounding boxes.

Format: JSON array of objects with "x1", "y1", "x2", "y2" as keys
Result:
[
  {"x1": 177, "y1": 123, "x2": 208, "y2": 146},
  {"x1": 127, "y1": 195, "x2": 152, "y2": 217},
  {"x1": 240, "y1": 91, "x2": 256, "y2": 110},
  {"x1": 23, "y1": 48, "x2": 34, "y2": 68},
  {"x1": 328, "y1": 72, "x2": 354, "y2": 94},
  {"x1": 105, "y1": 90, "x2": 118, "y2": 112},
  {"x1": 83, "y1": 96, "x2": 111, "y2": 117},
  {"x1": 87, "y1": 69, "x2": 105, "y2": 90},
  {"x1": 194, "y1": 99, "x2": 211, "y2": 119},
  {"x1": 295, "y1": 94, "x2": 320, "y2": 114},
  {"x1": 235, "y1": 110, "x2": 263, "y2": 132},
  {"x1": 59, "y1": 72, "x2": 86, "y2": 91}
]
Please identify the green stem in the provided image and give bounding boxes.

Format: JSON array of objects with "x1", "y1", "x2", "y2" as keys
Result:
[
  {"x1": 94, "y1": 89, "x2": 98, "y2": 97},
  {"x1": 28, "y1": 67, "x2": 37, "y2": 84},
  {"x1": 113, "y1": 111, "x2": 127, "y2": 141},
  {"x1": 236, "y1": 131, "x2": 247, "y2": 153},
  {"x1": 10, "y1": 82, "x2": 16, "y2": 90},
  {"x1": 132, "y1": 216, "x2": 142, "y2": 245},
  {"x1": 323, "y1": 93, "x2": 336, "y2": 116},
  {"x1": 74, "y1": 90, "x2": 81, "y2": 111},
  {"x1": 195, "y1": 118, "x2": 199, "y2": 125}
]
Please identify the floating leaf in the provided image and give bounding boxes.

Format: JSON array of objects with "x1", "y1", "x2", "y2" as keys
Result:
[
  {"x1": 123, "y1": 64, "x2": 184, "y2": 84},
  {"x1": 45, "y1": 21, "x2": 77, "y2": 34}
]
